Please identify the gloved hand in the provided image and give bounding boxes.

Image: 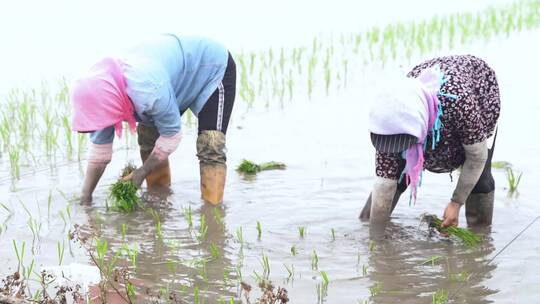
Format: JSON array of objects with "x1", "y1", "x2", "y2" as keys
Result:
[{"x1": 122, "y1": 152, "x2": 164, "y2": 188}]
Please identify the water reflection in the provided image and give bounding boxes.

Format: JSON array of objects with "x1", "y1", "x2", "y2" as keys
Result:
[
  {"x1": 366, "y1": 222, "x2": 497, "y2": 303},
  {"x1": 81, "y1": 192, "x2": 238, "y2": 302}
]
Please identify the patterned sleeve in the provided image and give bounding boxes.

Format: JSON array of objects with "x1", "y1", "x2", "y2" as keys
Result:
[
  {"x1": 458, "y1": 95, "x2": 487, "y2": 145},
  {"x1": 375, "y1": 151, "x2": 402, "y2": 180}
]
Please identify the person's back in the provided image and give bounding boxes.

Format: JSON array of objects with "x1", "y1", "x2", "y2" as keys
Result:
[{"x1": 122, "y1": 35, "x2": 228, "y2": 115}]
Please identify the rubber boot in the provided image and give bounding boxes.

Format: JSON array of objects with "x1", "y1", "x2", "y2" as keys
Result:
[
  {"x1": 359, "y1": 190, "x2": 403, "y2": 221},
  {"x1": 465, "y1": 191, "x2": 494, "y2": 226},
  {"x1": 140, "y1": 150, "x2": 171, "y2": 189},
  {"x1": 200, "y1": 164, "x2": 226, "y2": 205},
  {"x1": 197, "y1": 130, "x2": 227, "y2": 205}
]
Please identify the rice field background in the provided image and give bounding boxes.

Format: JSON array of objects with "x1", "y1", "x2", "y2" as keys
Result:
[{"x1": 1, "y1": 0, "x2": 539, "y2": 303}]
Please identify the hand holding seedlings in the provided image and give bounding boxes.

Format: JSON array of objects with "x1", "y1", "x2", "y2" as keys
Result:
[
  {"x1": 422, "y1": 213, "x2": 481, "y2": 247},
  {"x1": 441, "y1": 201, "x2": 461, "y2": 228}
]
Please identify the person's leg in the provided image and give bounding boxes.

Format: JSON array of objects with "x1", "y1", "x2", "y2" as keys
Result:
[
  {"x1": 137, "y1": 124, "x2": 171, "y2": 189},
  {"x1": 359, "y1": 158, "x2": 407, "y2": 220},
  {"x1": 197, "y1": 54, "x2": 236, "y2": 205},
  {"x1": 465, "y1": 135, "x2": 496, "y2": 226}
]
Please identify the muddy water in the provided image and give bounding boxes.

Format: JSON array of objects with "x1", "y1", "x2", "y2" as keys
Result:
[{"x1": 1, "y1": 30, "x2": 540, "y2": 304}]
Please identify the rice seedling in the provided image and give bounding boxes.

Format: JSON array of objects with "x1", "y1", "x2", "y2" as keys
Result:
[
  {"x1": 261, "y1": 253, "x2": 271, "y2": 279},
  {"x1": 8, "y1": 146, "x2": 21, "y2": 179},
  {"x1": 13, "y1": 240, "x2": 25, "y2": 273},
  {"x1": 183, "y1": 205, "x2": 193, "y2": 229},
  {"x1": 311, "y1": 250, "x2": 319, "y2": 270},
  {"x1": 57, "y1": 240, "x2": 65, "y2": 265},
  {"x1": 62, "y1": 115, "x2": 73, "y2": 158},
  {"x1": 198, "y1": 214, "x2": 208, "y2": 243},
  {"x1": 369, "y1": 283, "x2": 382, "y2": 297},
  {"x1": 22, "y1": 259, "x2": 35, "y2": 282},
  {"x1": 315, "y1": 283, "x2": 328, "y2": 304},
  {"x1": 421, "y1": 255, "x2": 444, "y2": 266},
  {"x1": 298, "y1": 226, "x2": 305, "y2": 239},
  {"x1": 362, "y1": 264, "x2": 368, "y2": 277},
  {"x1": 121, "y1": 223, "x2": 128, "y2": 240},
  {"x1": 252, "y1": 270, "x2": 264, "y2": 284},
  {"x1": 236, "y1": 159, "x2": 286, "y2": 174},
  {"x1": 27, "y1": 217, "x2": 42, "y2": 254},
  {"x1": 492, "y1": 160, "x2": 511, "y2": 169},
  {"x1": 77, "y1": 132, "x2": 86, "y2": 161},
  {"x1": 432, "y1": 289, "x2": 448, "y2": 304},
  {"x1": 0, "y1": 202, "x2": 11, "y2": 214},
  {"x1": 213, "y1": 207, "x2": 225, "y2": 230},
  {"x1": 119, "y1": 243, "x2": 139, "y2": 269},
  {"x1": 58, "y1": 210, "x2": 67, "y2": 229},
  {"x1": 109, "y1": 164, "x2": 141, "y2": 213},
  {"x1": 235, "y1": 226, "x2": 244, "y2": 245},
  {"x1": 422, "y1": 214, "x2": 482, "y2": 247},
  {"x1": 194, "y1": 286, "x2": 201, "y2": 304},
  {"x1": 368, "y1": 240, "x2": 376, "y2": 252},
  {"x1": 320, "y1": 271, "x2": 330, "y2": 287},
  {"x1": 46, "y1": 191, "x2": 52, "y2": 222},
  {"x1": 210, "y1": 242, "x2": 220, "y2": 260},
  {"x1": 155, "y1": 220, "x2": 163, "y2": 240},
  {"x1": 449, "y1": 271, "x2": 470, "y2": 283},
  {"x1": 256, "y1": 221, "x2": 262, "y2": 240},
  {"x1": 284, "y1": 263, "x2": 295, "y2": 280},
  {"x1": 505, "y1": 166, "x2": 523, "y2": 196},
  {"x1": 235, "y1": 265, "x2": 243, "y2": 283}
]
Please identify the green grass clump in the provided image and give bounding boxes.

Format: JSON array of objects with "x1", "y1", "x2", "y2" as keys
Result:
[
  {"x1": 236, "y1": 159, "x2": 286, "y2": 174},
  {"x1": 109, "y1": 164, "x2": 140, "y2": 212},
  {"x1": 422, "y1": 214, "x2": 481, "y2": 247}
]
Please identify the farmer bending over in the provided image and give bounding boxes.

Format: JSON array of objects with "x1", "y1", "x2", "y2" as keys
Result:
[
  {"x1": 71, "y1": 34, "x2": 236, "y2": 205},
  {"x1": 359, "y1": 55, "x2": 500, "y2": 239}
]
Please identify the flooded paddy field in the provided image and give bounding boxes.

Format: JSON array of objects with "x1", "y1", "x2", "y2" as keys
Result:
[{"x1": 1, "y1": 1, "x2": 539, "y2": 303}]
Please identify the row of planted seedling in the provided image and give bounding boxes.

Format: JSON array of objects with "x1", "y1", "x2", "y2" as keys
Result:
[
  {"x1": 234, "y1": 0, "x2": 540, "y2": 106},
  {"x1": 1, "y1": 1, "x2": 537, "y2": 183},
  {"x1": 1, "y1": 188, "x2": 481, "y2": 303},
  {"x1": 0, "y1": 80, "x2": 144, "y2": 184}
]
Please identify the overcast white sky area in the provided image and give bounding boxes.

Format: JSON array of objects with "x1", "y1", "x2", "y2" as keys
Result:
[{"x1": 0, "y1": 0, "x2": 512, "y2": 91}]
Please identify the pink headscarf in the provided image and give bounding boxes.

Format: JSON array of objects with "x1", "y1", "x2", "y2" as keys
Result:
[{"x1": 71, "y1": 57, "x2": 136, "y2": 137}]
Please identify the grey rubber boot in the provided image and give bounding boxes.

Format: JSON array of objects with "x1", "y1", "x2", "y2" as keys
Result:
[
  {"x1": 359, "y1": 190, "x2": 403, "y2": 221},
  {"x1": 465, "y1": 191, "x2": 494, "y2": 226}
]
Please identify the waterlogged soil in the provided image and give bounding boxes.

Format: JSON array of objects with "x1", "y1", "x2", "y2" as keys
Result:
[{"x1": 1, "y1": 33, "x2": 540, "y2": 304}]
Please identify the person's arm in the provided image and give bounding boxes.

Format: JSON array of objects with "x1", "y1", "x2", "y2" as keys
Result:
[
  {"x1": 81, "y1": 127, "x2": 114, "y2": 203},
  {"x1": 442, "y1": 141, "x2": 488, "y2": 226},
  {"x1": 128, "y1": 84, "x2": 182, "y2": 187}
]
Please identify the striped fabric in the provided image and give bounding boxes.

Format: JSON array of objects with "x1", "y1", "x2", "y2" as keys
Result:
[{"x1": 370, "y1": 133, "x2": 417, "y2": 153}]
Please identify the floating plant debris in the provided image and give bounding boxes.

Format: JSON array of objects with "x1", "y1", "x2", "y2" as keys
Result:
[{"x1": 236, "y1": 159, "x2": 286, "y2": 174}]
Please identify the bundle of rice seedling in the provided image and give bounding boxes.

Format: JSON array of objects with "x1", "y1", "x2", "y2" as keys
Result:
[
  {"x1": 236, "y1": 159, "x2": 286, "y2": 174},
  {"x1": 422, "y1": 214, "x2": 481, "y2": 247},
  {"x1": 109, "y1": 163, "x2": 141, "y2": 212}
]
